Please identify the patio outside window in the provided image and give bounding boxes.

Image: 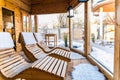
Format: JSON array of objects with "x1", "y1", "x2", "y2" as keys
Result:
[
  {"x1": 37, "y1": 14, "x2": 69, "y2": 47},
  {"x1": 89, "y1": 0, "x2": 115, "y2": 73}
]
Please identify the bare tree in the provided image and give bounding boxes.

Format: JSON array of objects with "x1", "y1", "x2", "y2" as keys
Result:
[
  {"x1": 57, "y1": 14, "x2": 67, "y2": 28},
  {"x1": 104, "y1": 13, "x2": 115, "y2": 25},
  {"x1": 57, "y1": 14, "x2": 67, "y2": 39}
]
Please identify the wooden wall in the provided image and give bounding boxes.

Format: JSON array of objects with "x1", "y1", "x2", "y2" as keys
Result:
[{"x1": 0, "y1": 0, "x2": 31, "y2": 51}]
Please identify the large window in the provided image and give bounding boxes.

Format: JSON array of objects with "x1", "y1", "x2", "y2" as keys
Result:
[
  {"x1": 37, "y1": 14, "x2": 69, "y2": 47},
  {"x1": 89, "y1": 0, "x2": 115, "y2": 73},
  {"x1": 31, "y1": 15, "x2": 35, "y2": 32},
  {"x1": 72, "y1": 4, "x2": 85, "y2": 53},
  {"x1": 22, "y1": 11, "x2": 30, "y2": 32},
  {"x1": 37, "y1": 5, "x2": 85, "y2": 51}
]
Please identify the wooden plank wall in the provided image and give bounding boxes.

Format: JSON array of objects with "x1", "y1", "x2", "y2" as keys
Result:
[{"x1": 0, "y1": 0, "x2": 31, "y2": 51}]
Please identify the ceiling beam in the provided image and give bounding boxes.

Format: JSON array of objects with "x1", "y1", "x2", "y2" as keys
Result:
[
  {"x1": 31, "y1": 0, "x2": 80, "y2": 14},
  {"x1": 31, "y1": 0, "x2": 69, "y2": 14},
  {"x1": 6, "y1": 0, "x2": 31, "y2": 12}
]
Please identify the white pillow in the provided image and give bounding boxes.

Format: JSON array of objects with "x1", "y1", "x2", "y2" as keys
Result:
[
  {"x1": 34, "y1": 33, "x2": 43, "y2": 42},
  {"x1": 21, "y1": 32, "x2": 37, "y2": 45},
  {"x1": 0, "y1": 32, "x2": 14, "y2": 49}
]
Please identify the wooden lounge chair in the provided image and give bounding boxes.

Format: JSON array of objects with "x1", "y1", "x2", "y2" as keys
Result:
[
  {"x1": 20, "y1": 32, "x2": 71, "y2": 62},
  {"x1": 0, "y1": 32, "x2": 67, "y2": 80},
  {"x1": 19, "y1": 32, "x2": 48, "y2": 62},
  {"x1": 0, "y1": 32, "x2": 31, "y2": 80},
  {"x1": 33, "y1": 33, "x2": 70, "y2": 52}
]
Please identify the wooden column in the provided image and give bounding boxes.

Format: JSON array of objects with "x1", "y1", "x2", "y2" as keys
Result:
[
  {"x1": 114, "y1": 0, "x2": 120, "y2": 80},
  {"x1": 24, "y1": 16, "x2": 27, "y2": 32},
  {"x1": 84, "y1": 1, "x2": 90, "y2": 57},
  {"x1": 29, "y1": 15, "x2": 32, "y2": 32},
  {"x1": 69, "y1": 17, "x2": 72, "y2": 48},
  {"x1": 0, "y1": 7, "x2": 3, "y2": 31},
  {"x1": 34, "y1": 15, "x2": 38, "y2": 32}
]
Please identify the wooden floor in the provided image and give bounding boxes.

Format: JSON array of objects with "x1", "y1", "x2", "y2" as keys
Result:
[{"x1": 66, "y1": 58, "x2": 90, "y2": 80}]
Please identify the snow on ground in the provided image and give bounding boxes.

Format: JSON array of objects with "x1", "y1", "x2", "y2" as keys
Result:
[
  {"x1": 72, "y1": 64, "x2": 106, "y2": 80},
  {"x1": 75, "y1": 42, "x2": 114, "y2": 73},
  {"x1": 91, "y1": 47, "x2": 114, "y2": 73},
  {"x1": 72, "y1": 41, "x2": 84, "y2": 52},
  {"x1": 76, "y1": 45, "x2": 84, "y2": 52}
]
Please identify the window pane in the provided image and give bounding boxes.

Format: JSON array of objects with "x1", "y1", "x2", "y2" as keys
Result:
[
  {"x1": 90, "y1": 0, "x2": 115, "y2": 73},
  {"x1": 37, "y1": 14, "x2": 69, "y2": 47},
  {"x1": 72, "y1": 4, "x2": 85, "y2": 53}
]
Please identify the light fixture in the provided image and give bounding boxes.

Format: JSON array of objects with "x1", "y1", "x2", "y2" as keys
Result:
[
  {"x1": 67, "y1": 6, "x2": 74, "y2": 18},
  {"x1": 78, "y1": 0, "x2": 89, "y2": 2}
]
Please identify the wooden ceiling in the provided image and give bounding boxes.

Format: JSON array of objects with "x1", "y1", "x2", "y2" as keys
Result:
[{"x1": 31, "y1": 0, "x2": 79, "y2": 14}]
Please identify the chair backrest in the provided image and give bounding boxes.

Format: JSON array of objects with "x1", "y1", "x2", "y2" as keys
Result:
[
  {"x1": 33, "y1": 33, "x2": 44, "y2": 42},
  {"x1": 21, "y1": 32, "x2": 37, "y2": 45},
  {"x1": 0, "y1": 32, "x2": 14, "y2": 50},
  {"x1": 33, "y1": 33, "x2": 50, "y2": 51}
]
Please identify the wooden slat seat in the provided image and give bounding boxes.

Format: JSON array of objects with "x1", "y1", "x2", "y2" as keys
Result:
[
  {"x1": 1, "y1": 61, "x2": 30, "y2": 78},
  {"x1": 0, "y1": 49, "x2": 31, "y2": 78},
  {"x1": 37, "y1": 41, "x2": 71, "y2": 61},
  {"x1": 25, "y1": 45, "x2": 48, "y2": 61},
  {"x1": 51, "y1": 49, "x2": 70, "y2": 58},
  {"x1": 32, "y1": 56, "x2": 67, "y2": 78}
]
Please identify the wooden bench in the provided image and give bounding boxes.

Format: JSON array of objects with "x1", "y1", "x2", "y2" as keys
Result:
[{"x1": 31, "y1": 56, "x2": 67, "y2": 80}]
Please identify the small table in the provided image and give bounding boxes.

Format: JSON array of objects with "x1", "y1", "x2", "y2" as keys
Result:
[{"x1": 45, "y1": 34, "x2": 57, "y2": 47}]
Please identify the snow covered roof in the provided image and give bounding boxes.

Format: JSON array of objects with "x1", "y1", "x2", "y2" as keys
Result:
[
  {"x1": 0, "y1": 32, "x2": 14, "y2": 49},
  {"x1": 21, "y1": 32, "x2": 37, "y2": 45}
]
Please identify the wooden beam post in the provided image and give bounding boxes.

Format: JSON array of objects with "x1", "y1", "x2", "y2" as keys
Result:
[
  {"x1": 29, "y1": 15, "x2": 32, "y2": 32},
  {"x1": 114, "y1": 0, "x2": 120, "y2": 80},
  {"x1": 34, "y1": 15, "x2": 38, "y2": 32},
  {"x1": 69, "y1": 17, "x2": 72, "y2": 49},
  {"x1": 84, "y1": 1, "x2": 91, "y2": 57},
  {"x1": 0, "y1": 7, "x2": 3, "y2": 31}
]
